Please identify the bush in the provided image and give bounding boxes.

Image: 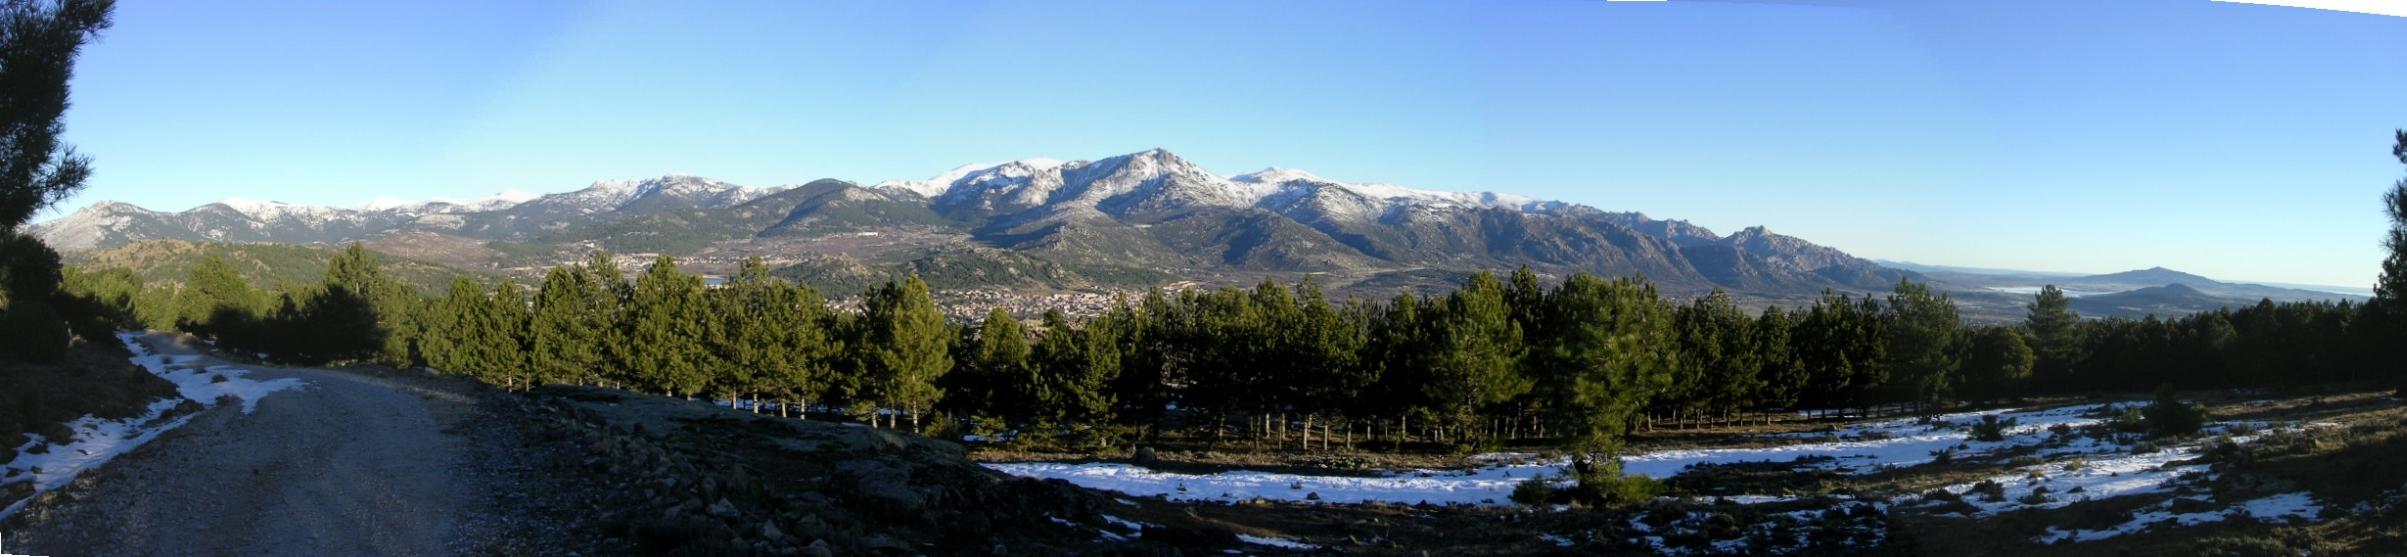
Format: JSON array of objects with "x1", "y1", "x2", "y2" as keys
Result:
[
  {"x1": 2142, "y1": 389, "x2": 2207, "y2": 437},
  {"x1": 1971, "y1": 415, "x2": 2017, "y2": 442},
  {"x1": 1572, "y1": 467, "x2": 1662, "y2": 506},
  {"x1": 1970, "y1": 479, "x2": 2007, "y2": 502},
  {"x1": 1511, "y1": 476, "x2": 1556, "y2": 506},
  {"x1": 0, "y1": 301, "x2": 71, "y2": 363},
  {"x1": 0, "y1": 232, "x2": 64, "y2": 306}
]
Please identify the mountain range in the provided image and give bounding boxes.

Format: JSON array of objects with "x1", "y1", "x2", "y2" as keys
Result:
[{"x1": 31, "y1": 149, "x2": 1914, "y2": 297}]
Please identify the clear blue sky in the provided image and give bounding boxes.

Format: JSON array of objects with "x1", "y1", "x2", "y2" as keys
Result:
[{"x1": 39, "y1": 0, "x2": 2407, "y2": 288}]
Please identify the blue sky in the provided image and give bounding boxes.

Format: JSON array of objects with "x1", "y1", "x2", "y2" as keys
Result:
[{"x1": 41, "y1": 0, "x2": 2407, "y2": 288}]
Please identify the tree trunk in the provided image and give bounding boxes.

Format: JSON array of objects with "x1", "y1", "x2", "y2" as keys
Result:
[{"x1": 1301, "y1": 414, "x2": 1313, "y2": 452}]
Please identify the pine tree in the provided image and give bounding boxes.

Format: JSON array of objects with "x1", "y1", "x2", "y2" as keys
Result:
[
  {"x1": 0, "y1": 0, "x2": 111, "y2": 233},
  {"x1": 1885, "y1": 279, "x2": 1962, "y2": 406},
  {"x1": 2024, "y1": 285, "x2": 2080, "y2": 390},
  {"x1": 529, "y1": 266, "x2": 604, "y2": 387},
  {"x1": 1753, "y1": 305, "x2": 1806, "y2": 413},
  {"x1": 174, "y1": 253, "x2": 263, "y2": 336},
  {"x1": 1424, "y1": 272, "x2": 1527, "y2": 442},
  {"x1": 1368, "y1": 291, "x2": 1433, "y2": 439},
  {"x1": 419, "y1": 277, "x2": 484, "y2": 375},
  {"x1": 774, "y1": 280, "x2": 837, "y2": 418},
  {"x1": 1794, "y1": 290, "x2": 1886, "y2": 412},
  {"x1": 959, "y1": 308, "x2": 1028, "y2": 425},
  {"x1": 1291, "y1": 280, "x2": 1369, "y2": 450},
  {"x1": 1676, "y1": 290, "x2": 1763, "y2": 422},
  {"x1": 710, "y1": 256, "x2": 794, "y2": 410},
  {"x1": 1960, "y1": 326, "x2": 2034, "y2": 402},
  {"x1": 585, "y1": 251, "x2": 636, "y2": 388},
  {"x1": 864, "y1": 274, "x2": 951, "y2": 430},
  {"x1": 322, "y1": 243, "x2": 415, "y2": 366},
  {"x1": 1526, "y1": 274, "x2": 1675, "y2": 482},
  {"x1": 476, "y1": 279, "x2": 530, "y2": 390},
  {"x1": 1109, "y1": 290, "x2": 1174, "y2": 436},
  {"x1": 2375, "y1": 129, "x2": 2407, "y2": 390},
  {"x1": 628, "y1": 256, "x2": 708, "y2": 398}
]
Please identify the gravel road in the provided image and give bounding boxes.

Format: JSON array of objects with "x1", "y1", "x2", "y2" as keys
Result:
[{"x1": 5, "y1": 333, "x2": 585, "y2": 557}]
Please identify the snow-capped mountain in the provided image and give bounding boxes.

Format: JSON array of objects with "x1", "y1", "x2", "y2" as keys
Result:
[
  {"x1": 28, "y1": 149, "x2": 1913, "y2": 295},
  {"x1": 876, "y1": 149, "x2": 1565, "y2": 223}
]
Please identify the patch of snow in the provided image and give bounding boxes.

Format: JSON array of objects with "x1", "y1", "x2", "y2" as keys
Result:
[
  {"x1": 0, "y1": 399, "x2": 196, "y2": 520},
  {"x1": 1, "y1": 333, "x2": 310, "y2": 521},
  {"x1": 1235, "y1": 534, "x2": 1317, "y2": 550},
  {"x1": 982, "y1": 461, "x2": 1558, "y2": 506},
  {"x1": 2034, "y1": 492, "x2": 2323, "y2": 544},
  {"x1": 120, "y1": 335, "x2": 306, "y2": 414},
  {"x1": 1932, "y1": 422, "x2": 2333, "y2": 517}
]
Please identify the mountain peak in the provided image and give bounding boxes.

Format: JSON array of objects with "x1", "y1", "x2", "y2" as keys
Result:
[{"x1": 1229, "y1": 167, "x2": 1327, "y2": 185}]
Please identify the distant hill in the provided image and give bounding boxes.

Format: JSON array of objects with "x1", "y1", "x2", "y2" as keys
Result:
[
  {"x1": 2076, "y1": 267, "x2": 2220, "y2": 288},
  {"x1": 68, "y1": 240, "x2": 485, "y2": 294},
  {"x1": 1919, "y1": 264, "x2": 2362, "y2": 305},
  {"x1": 30, "y1": 149, "x2": 1917, "y2": 298},
  {"x1": 2066, "y1": 283, "x2": 2249, "y2": 319}
]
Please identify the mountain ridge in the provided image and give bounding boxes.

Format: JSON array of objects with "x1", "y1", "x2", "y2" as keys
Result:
[{"x1": 30, "y1": 149, "x2": 1914, "y2": 297}]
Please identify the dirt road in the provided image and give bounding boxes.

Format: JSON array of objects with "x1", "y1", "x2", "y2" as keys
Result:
[{"x1": 5, "y1": 333, "x2": 581, "y2": 556}]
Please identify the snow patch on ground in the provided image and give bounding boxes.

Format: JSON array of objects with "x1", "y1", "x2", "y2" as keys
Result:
[
  {"x1": 990, "y1": 402, "x2": 2144, "y2": 507},
  {"x1": 0, "y1": 334, "x2": 309, "y2": 521},
  {"x1": 1924, "y1": 423, "x2": 2333, "y2": 517},
  {"x1": 123, "y1": 334, "x2": 306, "y2": 414},
  {"x1": 1235, "y1": 533, "x2": 1318, "y2": 550},
  {"x1": 2034, "y1": 491, "x2": 2323, "y2": 544},
  {"x1": 982, "y1": 461, "x2": 1553, "y2": 506}
]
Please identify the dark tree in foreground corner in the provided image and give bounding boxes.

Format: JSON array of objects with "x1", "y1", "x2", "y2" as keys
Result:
[
  {"x1": 0, "y1": 0, "x2": 111, "y2": 363},
  {"x1": 2377, "y1": 129, "x2": 2407, "y2": 391},
  {"x1": 0, "y1": 0, "x2": 111, "y2": 233}
]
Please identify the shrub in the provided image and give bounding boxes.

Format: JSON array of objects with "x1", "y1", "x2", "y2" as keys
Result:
[
  {"x1": 2110, "y1": 408, "x2": 2150, "y2": 434},
  {"x1": 1971, "y1": 415, "x2": 2017, "y2": 442},
  {"x1": 0, "y1": 301, "x2": 70, "y2": 363},
  {"x1": 1573, "y1": 470, "x2": 1662, "y2": 506},
  {"x1": 1511, "y1": 476, "x2": 1555, "y2": 506},
  {"x1": 2142, "y1": 389, "x2": 2207, "y2": 437},
  {"x1": 1971, "y1": 480, "x2": 2007, "y2": 502}
]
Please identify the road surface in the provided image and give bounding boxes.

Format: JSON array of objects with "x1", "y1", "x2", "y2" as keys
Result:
[{"x1": 7, "y1": 333, "x2": 519, "y2": 556}]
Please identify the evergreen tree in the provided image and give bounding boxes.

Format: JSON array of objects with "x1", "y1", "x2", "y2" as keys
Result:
[
  {"x1": 1794, "y1": 290, "x2": 1886, "y2": 412},
  {"x1": 2375, "y1": 129, "x2": 2407, "y2": 389},
  {"x1": 1106, "y1": 293, "x2": 1171, "y2": 437},
  {"x1": 1670, "y1": 290, "x2": 1762, "y2": 422},
  {"x1": 864, "y1": 274, "x2": 951, "y2": 430},
  {"x1": 472, "y1": 279, "x2": 530, "y2": 390},
  {"x1": 1753, "y1": 305, "x2": 1806, "y2": 412},
  {"x1": 1291, "y1": 280, "x2": 1370, "y2": 449},
  {"x1": 0, "y1": 0, "x2": 111, "y2": 233},
  {"x1": 1884, "y1": 279, "x2": 1961, "y2": 405},
  {"x1": 174, "y1": 253, "x2": 263, "y2": 337},
  {"x1": 628, "y1": 256, "x2": 708, "y2": 398},
  {"x1": 1424, "y1": 272, "x2": 1527, "y2": 441},
  {"x1": 1526, "y1": 274, "x2": 1676, "y2": 482},
  {"x1": 1032, "y1": 309, "x2": 1115, "y2": 440},
  {"x1": 322, "y1": 243, "x2": 415, "y2": 366},
  {"x1": 529, "y1": 265, "x2": 604, "y2": 387},
  {"x1": 419, "y1": 277, "x2": 484, "y2": 375},
  {"x1": 709, "y1": 256, "x2": 803, "y2": 410},
  {"x1": 1959, "y1": 326, "x2": 2034, "y2": 402},
  {"x1": 774, "y1": 279, "x2": 837, "y2": 418},
  {"x1": 960, "y1": 308, "x2": 1033, "y2": 427},
  {"x1": 2024, "y1": 285, "x2": 2081, "y2": 391}
]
